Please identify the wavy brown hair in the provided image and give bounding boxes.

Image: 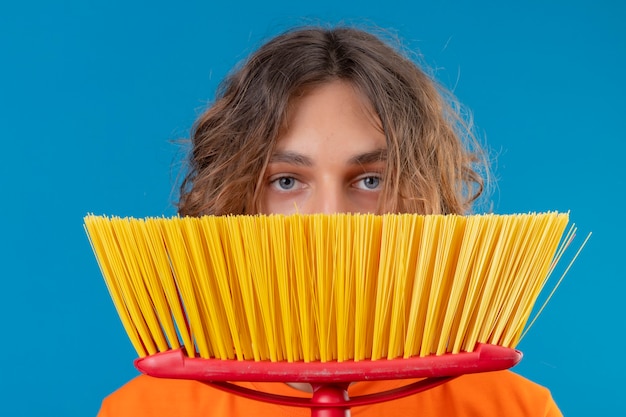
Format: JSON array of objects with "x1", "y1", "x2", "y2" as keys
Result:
[{"x1": 178, "y1": 26, "x2": 487, "y2": 216}]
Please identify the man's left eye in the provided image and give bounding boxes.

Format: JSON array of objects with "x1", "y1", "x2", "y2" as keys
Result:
[{"x1": 356, "y1": 176, "x2": 381, "y2": 190}]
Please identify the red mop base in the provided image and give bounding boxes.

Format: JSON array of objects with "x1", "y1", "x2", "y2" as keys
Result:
[{"x1": 135, "y1": 343, "x2": 522, "y2": 417}]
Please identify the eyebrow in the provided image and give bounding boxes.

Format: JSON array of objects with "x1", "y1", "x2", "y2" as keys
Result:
[
  {"x1": 348, "y1": 148, "x2": 387, "y2": 165},
  {"x1": 269, "y1": 151, "x2": 314, "y2": 166},
  {"x1": 269, "y1": 148, "x2": 387, "y2": 167}
]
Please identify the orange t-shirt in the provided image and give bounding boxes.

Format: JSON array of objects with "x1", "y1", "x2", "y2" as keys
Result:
[{"x1": 98, "y1": 370, "x2": 562, "y2": 416}]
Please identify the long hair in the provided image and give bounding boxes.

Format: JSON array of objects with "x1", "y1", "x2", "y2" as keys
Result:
[{"x1": 178, "y1": 26, "x2": 486, "y2": 216}]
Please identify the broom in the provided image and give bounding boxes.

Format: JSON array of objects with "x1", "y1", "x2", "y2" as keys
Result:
[{"x1": 84, "y1": 212, "x2": 586, "y2": 416}]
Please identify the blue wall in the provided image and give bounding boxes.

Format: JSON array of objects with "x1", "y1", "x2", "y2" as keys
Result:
[{"x1": 1, "y1": 1, "x2": 623, "y2": 415}]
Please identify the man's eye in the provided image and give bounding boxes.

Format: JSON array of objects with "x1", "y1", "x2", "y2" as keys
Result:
[
  {"x1": 356, "y1": 175, "x2": 382, "y2": 190},
  {"x1": 272, "y1": 176, "x2": 298, "y2": 190}
]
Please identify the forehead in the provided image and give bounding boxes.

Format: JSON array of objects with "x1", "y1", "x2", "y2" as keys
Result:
[
  {"x1": 289, "y1": 80, "x2": 381, "y2": 122},
  {"x1": 276, "y1": 80, "x2": 385, "y2": 154}
]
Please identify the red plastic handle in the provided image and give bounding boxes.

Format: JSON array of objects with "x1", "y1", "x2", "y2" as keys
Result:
[
  {"x1": 203, "y1": 376, "x2": 454, "y2": 408},
  {"x1": 135, "y1": 343, "x2": 521, "y2": 383},
  {"x1": 134, "y1": 344, "x2": 521, "y2": 417}
]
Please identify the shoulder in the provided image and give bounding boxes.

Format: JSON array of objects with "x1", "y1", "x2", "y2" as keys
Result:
[
  {"x1": 439, "y1": 370, "x2": 562, "y2": 416},
  {"x1": 356, "y1": 371, "x2": 561, "y2": 417},
  {"x1": 98, "y1": 376, "x2": 221, "y2": 417},
  {"x1": 105, "y1": 374, "x2": 207, "y2": 399},
  {"x1": 97, "y1": 376, "x2": 300, "y2": 417},
  {"x1": 458, "y1": 369, "x2": 546, "y2": 387},
  {"x1": 456, "y1": 370, "x2": 551, "y2": 395}
]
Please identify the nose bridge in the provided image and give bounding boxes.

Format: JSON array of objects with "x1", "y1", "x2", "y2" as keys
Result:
[{"x1": 306, "y1": 180, "x2": 349, "y2": 214}]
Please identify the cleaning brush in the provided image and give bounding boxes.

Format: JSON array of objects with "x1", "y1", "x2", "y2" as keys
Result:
[
  {"x1": 84, "y1": 212, "x2": 584, "y2": 415},
  {"x1": 84, "y1": 212, "x2": 586, "y2": 417}
]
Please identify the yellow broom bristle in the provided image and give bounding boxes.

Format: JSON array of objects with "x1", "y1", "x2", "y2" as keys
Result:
[{"x1": 84, "y1": 212, "x2": 578, "y2": 363}]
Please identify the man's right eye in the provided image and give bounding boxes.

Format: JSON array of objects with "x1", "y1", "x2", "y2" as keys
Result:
[{"x1": 271, "y1": 176, "x2": 298, "y2": 190}]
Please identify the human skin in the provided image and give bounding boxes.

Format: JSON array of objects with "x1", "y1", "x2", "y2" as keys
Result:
[{"x1": 258, "y1": 80, "x2": 387, "y2": 215}]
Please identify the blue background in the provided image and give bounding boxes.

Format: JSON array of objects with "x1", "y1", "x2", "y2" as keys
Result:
[{"x1": 1, "y1": 1, "x2": 624, "y2": 415}]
